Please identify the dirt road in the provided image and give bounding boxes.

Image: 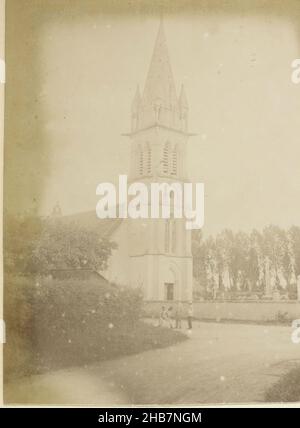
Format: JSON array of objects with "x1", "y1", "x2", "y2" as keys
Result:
[{"x1": 5, "y1": 322, "x2": 300, "y2": 405}]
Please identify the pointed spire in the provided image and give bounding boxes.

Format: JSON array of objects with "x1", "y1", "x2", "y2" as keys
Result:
[
  {"x1": 142, "y1": 19, "x2": 177, "y2": 110},
  {"x1": 179, "y1": 84, "x2": 188, "y2": 110},
  {"x1": 179, "y1": 84, "x2": 189, "y2": 131},
  {"x1": 131, "y1": 85, "x2": 141, "y2": 114}
]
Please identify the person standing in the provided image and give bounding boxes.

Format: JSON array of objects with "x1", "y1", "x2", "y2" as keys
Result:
[
  {"x1": 158, "y1": 305, "x2": 167, "y2": 327},
  {"x1": 167, "y1": 306, "x2": 174, "y2": 328},
  {"x1": 175, "y1": 301, "x2": 183, "y2": 329},
  {"x1": 187, "y1": 301, "x2": 193, "y2": 330}
]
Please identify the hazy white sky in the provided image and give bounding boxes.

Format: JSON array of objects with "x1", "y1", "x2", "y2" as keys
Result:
[{"x1": 39, "y1": 13, "x2": 300, "y2": 235}]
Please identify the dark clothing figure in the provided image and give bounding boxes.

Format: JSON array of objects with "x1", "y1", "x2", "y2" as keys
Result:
[
  {"x1": 187, "y1": 303, "x2": 193, "y2": 330},
  {"x1": 158, "y1": 306, "x2": 167, "y2": 327},
  {"x1": 175, "y1": 302, "x2": 183, "y2": 329}
]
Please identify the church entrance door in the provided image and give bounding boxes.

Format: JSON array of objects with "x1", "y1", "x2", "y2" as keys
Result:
[{"x1": 164, "y1": 283, "x2": 174, "y2": 301}]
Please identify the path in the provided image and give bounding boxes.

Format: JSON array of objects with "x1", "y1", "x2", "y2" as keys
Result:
[{"x1": 5, "y1": 322, "x2": 300, "y2": 405}]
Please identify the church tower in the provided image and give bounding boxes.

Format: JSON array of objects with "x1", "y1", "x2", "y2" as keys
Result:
[{"x1": 126, "y1": 20, "x2": 193, "y2": 302}]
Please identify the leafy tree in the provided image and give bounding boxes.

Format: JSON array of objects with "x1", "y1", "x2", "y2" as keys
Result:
[
  {"x1": 289, "y1": 226, "x2": 300, "y2": 276},
  {"x1": 4, "y1": 214, "x2": 117, "y2": 275}
]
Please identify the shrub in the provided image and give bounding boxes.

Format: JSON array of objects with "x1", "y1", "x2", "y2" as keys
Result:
[
  {"x1": 4, "y1": 274, "x2": 143, "y2": 377},
  {"x1": 4, "y1": 274, "x2": 186, "y2": 380},
  {"x1": 265, "y1": 366, "x2": 300, "y2": 402},
  {"x1": 31, "y1": 277, "x2": 143, "y2": 371},
  {"x1": 275, "y1": 311, "x2": 290, "y2": 324},
  {"x1": 4, "y1": 275, "x2": 35, "y2": 379}
]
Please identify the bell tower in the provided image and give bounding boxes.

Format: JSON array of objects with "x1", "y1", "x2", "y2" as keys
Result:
[{"x1": 125, "y1": 20, "x2": 193, "y2": 302}]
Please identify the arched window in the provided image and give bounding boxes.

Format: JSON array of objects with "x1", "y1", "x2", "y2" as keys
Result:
[
  {"x1": 165, "y1": 219, "x2": 170, "y2": 253},
  {"x1": 165, "y1": 219, "x2": 176, "y2": 254},
  {"x1": 146, "y1": 142, "x2": 152, "y2": 175},
  {"x1": 171, "y1": 145, "x2": 178, "y2": 176},
  {"x1": 137, "y1": 144, "x2": 144, "y2": 176},
  {"x1": 137, "y1": 143, "x2": 152, "y2": 177},
  {"x1": 171, "y1": 220, "x2": 176, "y2": 253},
  {"x1": 162, "y1": 142, "x2": 170, "y2": 175}
]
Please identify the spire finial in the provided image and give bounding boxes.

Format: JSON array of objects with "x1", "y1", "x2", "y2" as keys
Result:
[{"x1": 159, "y1": 10, "x2": 164, "y2": 26}]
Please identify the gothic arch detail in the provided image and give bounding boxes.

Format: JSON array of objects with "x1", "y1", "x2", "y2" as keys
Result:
[{"x1": 136, "y1": 142, "x2": 152, "y2": 176}]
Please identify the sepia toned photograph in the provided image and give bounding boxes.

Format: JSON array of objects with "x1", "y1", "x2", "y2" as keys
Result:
[{"x1": 2, "y1": 0, "x2": 300, "y2": 408}]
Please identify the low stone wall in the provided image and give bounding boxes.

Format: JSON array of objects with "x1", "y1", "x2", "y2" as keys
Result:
[{"x1": 143, "y1": 300, "x2": 300, "y2": 322}]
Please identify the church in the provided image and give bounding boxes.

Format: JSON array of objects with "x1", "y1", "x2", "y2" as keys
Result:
[{"x1": 100, "y1": 21, "x2": 194, "y2": 302}]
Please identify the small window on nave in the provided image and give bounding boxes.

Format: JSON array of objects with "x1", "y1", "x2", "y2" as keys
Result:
[{"x1": 164, "y1": 218, "x2": 176, "y2": 254}]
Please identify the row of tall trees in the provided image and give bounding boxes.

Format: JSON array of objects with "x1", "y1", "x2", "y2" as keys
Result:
[{"x1": 192, "y1": 225, "x2": 300, "y2": 298}]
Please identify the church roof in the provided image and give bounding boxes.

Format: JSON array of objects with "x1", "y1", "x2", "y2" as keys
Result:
[
  {"x1": 48, "y1": 268, "x2": 110, "y2": 282},
  {"x1": 57, "y1": 210, "x2": 122, "y2": 239}
]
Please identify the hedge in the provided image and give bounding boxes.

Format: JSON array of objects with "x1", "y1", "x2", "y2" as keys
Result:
[{"x1": 4, "y1": 275, "x2": 186, "y2": 381}]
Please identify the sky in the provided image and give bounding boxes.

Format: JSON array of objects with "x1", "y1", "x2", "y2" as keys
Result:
[{"x1": 5, "y1": 2, "x2": 300, "y2": 236}]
